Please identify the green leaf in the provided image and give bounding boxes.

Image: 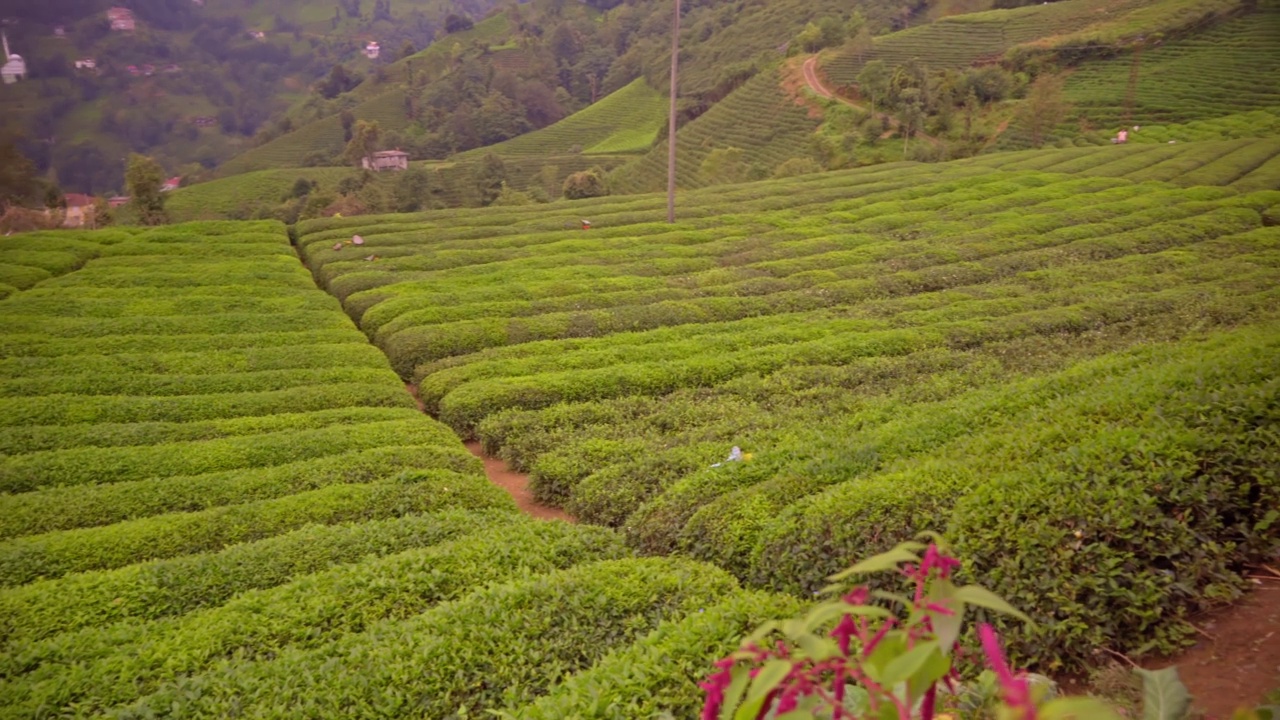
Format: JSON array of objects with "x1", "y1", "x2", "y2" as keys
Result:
[
  {"x1": 882, "y1": 641, "x2": 940, "y2": 686},
  {"x1": 717, "y1": 665, "x2": 751, "y2": 720},
  {"x1": 803, "y1": 602, "x2": 853, "y2": 631},
  {"x1": 744, "y1": 659, "x2": 791, "y2": 704},
  {"x1": 828, "y1": 543, "x2": 923, "y2": 580},
  {"x1": 953, "y1": 585, "x2": 1033, "y2": 625},
  {"x1": 1135, "y1": 667, "x2": 1192, "y2": 720},
  {"x1": 932, "y1": 603, "x2": 964, "y2": 655},
  {"x1": 871, "y1": 590, "x2": 913, "y2": 608},
  {"x1": 795, "y1": 631, "x2": 838, "y2": 661},
  {"x1": 1039, "y1": 697, "x2": 1126, "y2": 720}
]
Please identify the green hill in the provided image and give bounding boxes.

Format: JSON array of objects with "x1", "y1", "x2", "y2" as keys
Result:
[
  {"x1": 609, "y1": 69, "x2": 822, "y2": 193},
  {"x1": 1063, "y1": 9, "x2": 1280, "y2": 127},
  {"x1": 289, "y1": 136, "x2": 1280, "y2": 674},
  {"x1": 823, "y1": 0, "x2": 1247, "y2": 85},
  {"x1": 455, "y1": 78, "x2": 668, "y2": 159}
]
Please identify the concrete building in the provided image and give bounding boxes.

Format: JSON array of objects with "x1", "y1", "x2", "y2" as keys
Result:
[
  {"x1": 362, "y1": 149, "x2": 408, "y2": 171},
  {"x1": 1, "y1": 31, "x2": 26, "y2": 84}
]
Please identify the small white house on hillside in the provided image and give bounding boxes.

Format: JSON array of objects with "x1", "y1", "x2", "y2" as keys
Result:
[
  {"x1": 362, "y1": 150, "x2": 408, "y2": 171},
  {"x1": 1, "y1": 31, "x2": 26, "y2": 84}
]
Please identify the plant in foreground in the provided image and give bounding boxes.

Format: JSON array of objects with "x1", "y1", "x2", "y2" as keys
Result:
[{"x1": 699, "y1": 534, "x2": 1120, "y2": 720}]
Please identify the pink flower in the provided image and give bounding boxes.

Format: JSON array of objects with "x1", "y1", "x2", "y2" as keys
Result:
[
  {"x1": 978, "y1": 623, "x2": 1035, "y2": 719},
  {"x1": 699, "y1": 658, "x2": 734, "y2": 720}
]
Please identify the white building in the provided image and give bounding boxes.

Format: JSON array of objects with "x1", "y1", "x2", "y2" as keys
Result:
[
  {"x1": 363, "y1": 41, "x2": 380, "y2": 59},
  {"x1": 362, "y1": 149, "x2": 408, "y2": 171},
  {"x1": 107, "y1": 7, "x2": 136, "y2": 32},
  {"x1": 1, "y1": 31, "x2": 25, "y2": 84}
]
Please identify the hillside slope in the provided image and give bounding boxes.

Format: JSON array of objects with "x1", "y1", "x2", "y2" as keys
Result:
[{"x1": 295, "y1": 136, "x2": 1280, "y2": 675}]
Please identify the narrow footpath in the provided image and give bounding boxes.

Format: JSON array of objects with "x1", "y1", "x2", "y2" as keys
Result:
[
  {"x1": 463, "y1": 441, "x2": 574, "y2": 522},
  {"x1": 799, "y1": 56, "x2": 943, "y2": 146},
  {"x1": 405, "y1": 384, "x2": 573, "y2": 522}
]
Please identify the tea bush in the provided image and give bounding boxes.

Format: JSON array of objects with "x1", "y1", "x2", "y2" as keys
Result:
[
  {"x1": 509, "y1": 590, "x2": 806, "y2": 720},
  {"x1": 114, "y1": 558, "x2": 737, "y2": 719},
  {"x1": 1, "y1": 521, "x2": 627, "y2": 715},
  {"x1": 0, "y1": 472, "x2": 513, "y2": 586},
  {"x1": 0, "y1": 508, "x2": 515, "y2": 645}
]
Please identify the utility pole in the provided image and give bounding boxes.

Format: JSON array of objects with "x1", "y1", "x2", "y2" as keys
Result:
[
  {"x1": 1123, "y1": 37, "x2": 1143, "y2": 126},
  {"x1": 666, "y1": 0, "x2": 680, "y2": 224}
]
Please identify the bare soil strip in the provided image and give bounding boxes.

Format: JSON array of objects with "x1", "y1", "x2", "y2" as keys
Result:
[
  {"x1": 1148, "y1": 581, "x2": 1280, "y2": 717},
  {"x1": 463, "y1": 441, "x2": 574, "y2": 522},
  {"x1": 405, "y1": 384, "x2": 573, "y2": 522}
]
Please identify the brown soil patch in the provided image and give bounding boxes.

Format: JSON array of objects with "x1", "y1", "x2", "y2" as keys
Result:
[
  {"x1": 1146, "y1": 578, "x2": 1280, "y2": 718},
  {"x1": 404, "y1": 384, "x2": 574, "y2": 522},
  {"x1": 464, "y1": 441, "x2": 575, "y2": 522},
  {"x1": 780, "y1": 56, "x2": 825, "y2": 118}
]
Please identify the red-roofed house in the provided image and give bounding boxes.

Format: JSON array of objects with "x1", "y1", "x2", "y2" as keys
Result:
[
  {"x1": 161, "y1": 176, "x2": 181, "y2": 192},
  {"x1": 61, "y1": 194, "x2": 96, "y2": 227},
  {"x1": 107, "y1": 7, "x2": 135, "y2": 32}
]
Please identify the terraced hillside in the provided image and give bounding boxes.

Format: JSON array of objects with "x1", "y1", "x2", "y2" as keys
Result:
[
  {"x1": 609, "y1": 69, "x2": 822, "y2": 193},
  {"x1": 454, "y1": 79, "x2": 669, "y2": 159},
  {"x1": 1063, "y1": 8, "x2": 1280, "y2": 127},
  {"x1": 298, "y1": 137, "x2": 1280, "y2": 669},
  {"x1": 0, "y1": 221, "x2": 769, "y2": 719},
  {"x1": 166, "y1": 154, "x2": 632, "y2": 221},
  {"x1": 824, "y1": 0, "x2": 1161, "y2": 83}
]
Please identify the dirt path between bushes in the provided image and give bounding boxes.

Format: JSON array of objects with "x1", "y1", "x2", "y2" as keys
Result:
[
  {"x1": 463, "y1": 441, "x2": 575, "y2": 522},
  {"x1": 1145, "y1": 577, "x2": 1280, "y2": 717},
  {"x1": 404, "y1": 384, "x2": 573, "y2": 522},
  {"x1": 798, "y1": 56, "x2": 943, "y2": 146}
]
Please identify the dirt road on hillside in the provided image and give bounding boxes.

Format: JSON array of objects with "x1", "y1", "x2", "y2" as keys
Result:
[
  {"x1": 800, "y1": 56, "x2": 943, "y2": 147},
  {"x1": 802, "y1": 56, "x2": 835, "y2": 99}
]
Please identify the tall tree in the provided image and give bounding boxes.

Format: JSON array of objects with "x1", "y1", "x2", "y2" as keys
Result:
[
  {"x1": 0, "y1": 138, "x2": 41, "y2": 210},
  {"x1": 125, "y1": 153, "x2": 168, "y2": 226},
  {"x1": 856, "y1": 60, "x2": 891, "y2": 115},
  {"x1": 1015, "y1": 74, "x2": 1070, "y2": 148},
  {"x1": 343, "y1": 120, "x2": 382, "y2": 168},
  {"x1": 474, "y1": 153, "x2": 507, "y2": 206}
]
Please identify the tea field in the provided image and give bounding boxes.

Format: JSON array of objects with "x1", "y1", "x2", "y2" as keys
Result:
[
  {"x1": 1062, "y1": 8, "x2": 1280, "y2": 127},
  {"x1": 609, "y1": 69, "x2": 821, "y2": 193},
  {"x1": 454, "y1": 78, "x2": 669, "y2": 159},
  {"x1": 4, "y1": 136, "x2": 1280, "y2": 717},
  {"x1": 298, "y1": 136, "x2": 1280, "y2": 670},
  {"x1": 0, "y1": 221, "x2": 776, "y2": 719}
]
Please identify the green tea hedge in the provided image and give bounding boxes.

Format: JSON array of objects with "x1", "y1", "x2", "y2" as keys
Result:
[
  {"x1": 0, "y1": 508, "x2": 516, "y2": 645},
  {"x1": 1, "y1": 521, "x2": 627, "y2": 715},
  {"x1": 511, "y1": 590, "x2": 804, "y2": 720},
  {"x1": 113, "y1": 557, "x2": 737, "y2": 719},
  {"x1": 0, "y1": 445, "x2": 478, "y2": 539},
  {"x1": 0, "y1": 472, "x2": 513, "y2": 586}
]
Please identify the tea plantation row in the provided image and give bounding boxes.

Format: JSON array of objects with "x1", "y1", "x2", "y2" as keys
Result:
[
  {"x1": 0, "y1": 222, "x2": 759, "y2": 719},
  {"x1": 298, "y1": 137, "x2": 1280, "y2": 669}
]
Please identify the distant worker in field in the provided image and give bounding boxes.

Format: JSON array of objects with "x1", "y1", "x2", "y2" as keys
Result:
[
  {"x1": 581, "y1": 219, "x2": 592, "y2": 230},
  {"x1": 1115, "y1": 129, "x2": 1129, "y2": 144}
]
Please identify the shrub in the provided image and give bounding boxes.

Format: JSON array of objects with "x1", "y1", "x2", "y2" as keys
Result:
[
  {"x1": 0, "y1": 418, "x2": 460, "y2": 493},
  {"x1": 0, "y1": 382, "x2": 413, "y2": 428},
  {"x1": 2, "y1": 522, "x2": 628, "y2": 715},
  {"x1": 0, "y1": 508, "x2": 515, "y2": 646},
  {"x1": 952, "y1": 371, "x2": 1280, "y2": 669},
  {"x1": 510, "y1": 590, "x2": 805, "y2": 719},
  {"x1": 0, "y1": 472, "x2": 514, "y2": 586},
  {"x1": 0, "y1": 445, "x2": 480, "y2": 540},
  {"x1": 114, "y1": 558, "x2": 738, "y2": 719},
  {"x1": 563, "y1": 168, "x2": 609, "y2": 200}
]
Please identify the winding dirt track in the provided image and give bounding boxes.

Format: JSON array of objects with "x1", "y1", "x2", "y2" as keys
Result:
[
  {"x1": 464, "y1": 441, "x2": 574, "y2": 522},
  {"x1": 800, "y1": 55, "x2": 942, "y2": 146},
  {"x1": 802, "y1": 56, "x2": 835, "y2": 99},
  {"x1": 405, "y1": 383, "x2": 572, "y2": 521}
]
